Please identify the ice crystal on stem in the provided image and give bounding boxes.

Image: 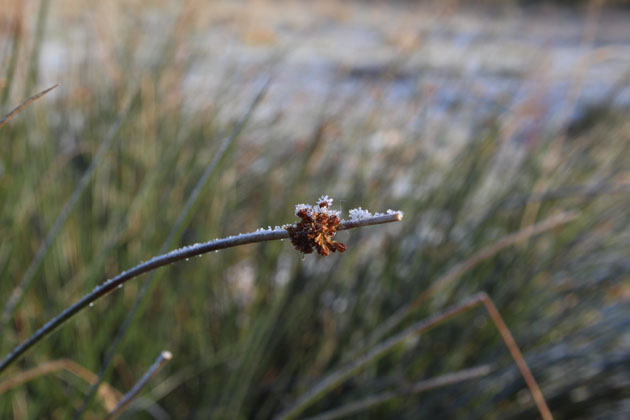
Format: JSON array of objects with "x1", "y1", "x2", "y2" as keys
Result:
[{"x1": 349, "y1": 207, "x2": 373, "y2": 221}]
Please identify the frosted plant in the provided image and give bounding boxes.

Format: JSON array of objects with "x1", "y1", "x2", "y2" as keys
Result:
[
  {"x1": 286, "y1": 197, "x2": 403, "y2": 256},
  {"x1": 0, "y1": 197, "x2": 402, "y2": 373}
]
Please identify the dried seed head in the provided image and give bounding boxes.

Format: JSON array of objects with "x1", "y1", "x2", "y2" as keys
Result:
[{"x1": 287, "y1": 197, "x2": 346, "y2": 257}]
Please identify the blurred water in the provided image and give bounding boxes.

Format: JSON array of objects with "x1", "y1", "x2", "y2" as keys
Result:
[{"x1": 24, "y1": 2, "x2": 630, "y2": 144}]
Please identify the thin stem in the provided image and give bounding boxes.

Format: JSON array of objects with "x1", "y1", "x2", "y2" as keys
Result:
[
  {"x1": 23, "y1": 0, "x2": 51, "y2": 96},
  {"x1": 0, "y1": 83, "x2": 58, "y2": 129},
  {"x1": 303, "y1": 364, "x2": 494, "y2": 420},
  {"x1": 479, "y1": 293, "x2": 553, "y2": 420},
  {"x1": 105, "y1": 350, "x2": 172, "y2": 420},
  {"x1": 0, "y1": 213, "x2": 402, "y2": 375},
  {"x1": 0, "y1": 3, "x2": 24, "y2": 109},
  {"x1": 337, "y1": 213, "x2": 403, "y2": 230}
]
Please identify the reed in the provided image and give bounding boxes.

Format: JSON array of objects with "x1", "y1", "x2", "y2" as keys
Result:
[{"x1": 1, "y1": 1, "x2": 628, "y2": 418}]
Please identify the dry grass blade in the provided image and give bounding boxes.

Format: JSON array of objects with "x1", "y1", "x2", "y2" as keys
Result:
[
  {"x1": 303, "y1": 365, "x2": 494, "y2": 420},
  {"x1": 0, "y1": 359, "x2": 122, "y2": 411},
  {"x1": 479, "y1": 293, "x2": 554, "y2": 420},
  {"x1": 0, "y1": 83, "x2": 58, "y2": 129},
  {"x1": 105, "y1": 350, "x2": 172, "y2": 420}
]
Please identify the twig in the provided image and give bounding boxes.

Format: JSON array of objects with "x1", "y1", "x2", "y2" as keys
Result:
[
  {"x1": 0, "y1": 213, "x2": 402, "y2": 375},
  {"x1": 336, "y1": 213, "x2": 404, "y2": 230},
  {"x1": 0, "y1": 83, "x2": 58, "y2": 129},
  {"x1": 104, "y1": 351, "x2": 172, "y2": 420},
  {"x1": 303, "y1": 364, "x2": 494, "y2": 420},
  {"x1": 273, "y1": 292, "x2": 553, "y2": 420},
  {"x1": 479, "y1": 294, "x2": 553, "y2": 420}
]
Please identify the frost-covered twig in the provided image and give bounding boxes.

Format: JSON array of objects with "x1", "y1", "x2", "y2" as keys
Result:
[{"x1": 0, "y1": 198, "x2": 402, "y2": 374}]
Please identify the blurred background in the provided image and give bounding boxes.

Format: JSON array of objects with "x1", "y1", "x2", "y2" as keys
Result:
[{"x1": 0, "y1": 0, "x2": 629, "y2": 418}]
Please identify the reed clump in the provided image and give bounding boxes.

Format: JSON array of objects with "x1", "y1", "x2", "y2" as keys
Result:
[{"x1": 0, "y1": 1, "x2": 628, "y2": 419}]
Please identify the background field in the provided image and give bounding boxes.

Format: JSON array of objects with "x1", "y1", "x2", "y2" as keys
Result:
[{"x1": 0, "y1": 1, "x2": 629, "y2": 419}]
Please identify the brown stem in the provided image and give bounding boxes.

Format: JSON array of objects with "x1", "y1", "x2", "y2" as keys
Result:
[
  {"x1": 479, "y1": 293, "x2": 553, "y2": 420},
  {"x1": 0, "y1": 84, "x2": 58, "y2": 129}
]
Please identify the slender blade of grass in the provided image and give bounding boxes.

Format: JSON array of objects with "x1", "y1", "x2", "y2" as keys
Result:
[
  {"x1": 0, "y1": 7, "x2": 24, "y2": 109},
  {"x1": 303, "y1": 364, "x2": 494, "y2": 420},
  {"x1": 23, "y1": 0, "x2": 50, "y2": 96},
  {"x1": 0, "y1": 84, "x2": 58, "y2": 130},
  {"x1": 104, "y1": 350, "x2": 172, "y2": 420}
]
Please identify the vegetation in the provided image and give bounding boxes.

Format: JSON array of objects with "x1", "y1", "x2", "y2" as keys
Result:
[{"x1": 1, "y1": 1, "x2": 628, "y2": 419}]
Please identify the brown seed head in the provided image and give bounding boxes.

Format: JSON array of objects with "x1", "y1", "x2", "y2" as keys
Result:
[{"x1": 287, "y1": 198, "x2": 346, "y2": 256}]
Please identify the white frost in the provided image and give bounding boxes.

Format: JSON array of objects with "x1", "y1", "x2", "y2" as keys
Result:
[
  {"x1": 294, "y1": 203, "x2": 313, "y2": 216},
  {"x1": 297, "y1": 196, "x2": 400, "y2": 222},
  {"x1": 349, "y1": 207, "x2": 373, "y2": 220},
  {"x1": 316, "y1": 195, "x2": 333, "y2": 207}
]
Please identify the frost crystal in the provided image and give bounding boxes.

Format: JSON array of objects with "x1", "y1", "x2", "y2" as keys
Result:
[
  {"x1": 349, "y1": 207, "x2": 373, "y2": 221},
  {"x1": 316, "y1": 195, "x2": 333, "y2": 207},
  {"x1": 295, "y1": 203, "x2": 312, "y2": 216},
  {"x1": 321, "y1": 207, "x2": 341, "y2": 218}
]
